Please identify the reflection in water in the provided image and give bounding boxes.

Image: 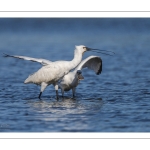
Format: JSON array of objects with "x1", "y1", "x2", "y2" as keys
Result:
[{"x1": 26, "y1": 96, "x2": 103, "y2": 123}]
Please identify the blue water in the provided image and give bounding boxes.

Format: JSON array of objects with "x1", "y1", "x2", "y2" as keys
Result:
[{"x1": 0, "y1": 18, "x2": 150, "y2": 132}]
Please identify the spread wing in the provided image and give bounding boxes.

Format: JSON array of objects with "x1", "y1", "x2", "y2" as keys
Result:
[
  {"x1": 75, "y1": 56, "x2": 102, "y2": 75},
  {"x1": 3, "y1": 53, "x2": 51, "y2": 65}
]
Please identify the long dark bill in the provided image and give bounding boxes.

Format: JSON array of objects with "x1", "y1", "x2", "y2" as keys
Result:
[{"x1": 87, "y1": 47, "x2": 115, "y2": 56}]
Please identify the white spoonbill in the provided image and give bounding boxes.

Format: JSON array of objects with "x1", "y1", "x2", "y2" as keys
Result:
[
  {"x1": 59, "y1": 55, "x2": 102, "y2": 97},
  {"x1": 4, "y1": 45, "x2": 112, "y2": 99}
]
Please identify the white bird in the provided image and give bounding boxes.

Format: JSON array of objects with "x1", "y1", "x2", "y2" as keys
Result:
[
  {"x1": 4, "y1": 45, "x2": 111, "y2": 99},
  {"x1": 59, "y1": 55, "x2": 102, "y2": 97}
]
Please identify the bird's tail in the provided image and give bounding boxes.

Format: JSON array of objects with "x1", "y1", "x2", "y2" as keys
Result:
[
  {"x1": 24, "y1": 77, "x2": 31, "y2": 84},
  {"x1": 24, "y1": 73, "x2": 35, "y2": 84}
]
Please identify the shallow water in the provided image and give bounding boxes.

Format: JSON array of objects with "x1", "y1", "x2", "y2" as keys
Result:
[{"x1": 0, "y1": 18, "x2": 150, "y2": 132}]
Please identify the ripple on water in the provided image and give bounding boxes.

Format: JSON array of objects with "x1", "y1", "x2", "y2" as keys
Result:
[{"x1": 1, "y1": 18, "x2": 150, "y2": 132}]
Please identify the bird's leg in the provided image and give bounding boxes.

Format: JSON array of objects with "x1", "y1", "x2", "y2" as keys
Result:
[
  {"x1": 72, "y1": 88, "x2": 76, "y2": 98},
  {"x1": 39, "y1": 82, "x2": 48, "y2": 100},
  {"x1": 61, "y1": 88, "x2": 64, "y2": 98},
  {"x1": 56, "y1": 90, "x2": 59, "y2": 100},
  {"x1": 39, "y1": 92, "x2": 42, "y2": 99},
  {"x1": 59, "y1": 85, "x2": 64, "y2": 98},
  {"x1": 54, "y1": 84, "x2": 59, "y2": 100}
]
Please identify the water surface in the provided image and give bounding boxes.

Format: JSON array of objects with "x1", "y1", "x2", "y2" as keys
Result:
[{"x1": 0, "y1": 18, "x2": 150, "y2": 132}]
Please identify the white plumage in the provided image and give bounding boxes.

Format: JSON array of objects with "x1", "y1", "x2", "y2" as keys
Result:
[
  {"x1": 59, "y1": 56, "x2": 102, "y2": 97},
  {"x1": 3, "y1": 54, "x2": 52, "y2": 65}
]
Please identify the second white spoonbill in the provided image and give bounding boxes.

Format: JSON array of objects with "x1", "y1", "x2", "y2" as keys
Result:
[{"x1": 59, "y1": 55, "x2": 102, "y2": 97}]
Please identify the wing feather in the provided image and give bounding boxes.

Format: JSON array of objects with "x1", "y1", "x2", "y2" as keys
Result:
[
  {"x1": 3, "y1": 53, "x2": 51, "y2": 65},
  {"x1": 75, "y1": 56, "x2": 102, "y2": 74}
]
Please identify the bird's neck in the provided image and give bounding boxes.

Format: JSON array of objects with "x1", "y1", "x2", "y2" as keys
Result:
[{"x1": 69, "y1": 49, "x2": 82, "y2": 70}]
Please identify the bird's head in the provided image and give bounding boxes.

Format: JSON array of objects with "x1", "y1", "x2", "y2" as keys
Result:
[
  {"x1": 75, "y1": 45, "x2": 115, "y2": 56},
  {"x1": 75, "y1": 45, "x2": 88, "y2": 54},
  {"x1": 76, "y1": 70, "x2": 84, "y2": 80}
]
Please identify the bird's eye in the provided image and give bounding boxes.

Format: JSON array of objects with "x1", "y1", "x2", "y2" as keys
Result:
[{"x1": 83, "y1": 46, "x2": 87, "y2": 49}]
